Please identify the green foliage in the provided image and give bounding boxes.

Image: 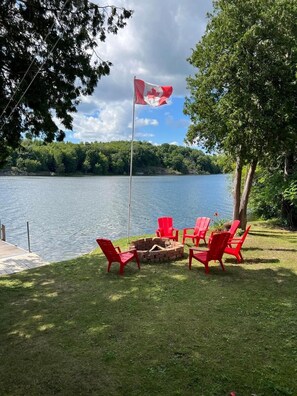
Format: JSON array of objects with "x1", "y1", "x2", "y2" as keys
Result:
[
  {"x1": 251, "y1": 169, "x2": 283, "y2": 219},
  {"x1": 185, "y1": 0, "x2": 297, "y2": 163},
  {"x1": 214, "y1": 153, "x2": 235, "y2": 174},
  {"x1": 211, "y1": 218, "x2": 230, "y2": 232},
  {"x1": 5, "y1": 140, "x2": 224, "y2": 176},
  {"x1": 283, "y1": 180, "x2": 297, "y2": 207},
  {"x1": 0, "y1": 1, "x2": 133, "y2": 167},
  {"x1": 250, "y1": 165, "x2": 297, "y2": 227},
  {"x1": 185, "y1": 0, "x2": 297, "y2": 227},
  {"x1": 16, "y1": 158, "x2": 42, "y2": 173},
  {"x1": 210, "y1": 212, "x2": 231, "y2": 231}
]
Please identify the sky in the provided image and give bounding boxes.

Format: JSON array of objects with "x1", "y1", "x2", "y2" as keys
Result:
[{"x1": 65, "y1": 0, "x2": 214, "y2": 147}]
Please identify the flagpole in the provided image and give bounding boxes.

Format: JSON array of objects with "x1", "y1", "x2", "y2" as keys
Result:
[{"x1": 127, "y1": 76, "x2": 136, "y2": 244}]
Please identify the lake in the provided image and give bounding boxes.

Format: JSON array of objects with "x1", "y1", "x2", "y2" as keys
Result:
[{"x1": 0, "y1": 174, "x2": 233, "y2": 262}]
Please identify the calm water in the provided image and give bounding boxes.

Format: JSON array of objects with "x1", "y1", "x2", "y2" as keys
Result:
[{"x1": 0, "y1": 175, "x2": 233, "y2": 262}]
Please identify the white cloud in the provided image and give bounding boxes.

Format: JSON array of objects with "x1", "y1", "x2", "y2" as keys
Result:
[
  {"x1": 135, "y1": 118, "x2": 158, "y2": 127},
  {"x1": 73, "y1": 100, "x2": 131, "y2": 142},
  {"x1": 69, "y1": 0, "x2": 213, "y2": 142}
]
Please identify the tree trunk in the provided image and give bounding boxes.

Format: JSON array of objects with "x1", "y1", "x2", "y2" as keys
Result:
[
  {"x1": 239, "y1": 160, "x2": 258, "y2": 229},
  {"x1": 281, "y1": 153, "x2": 297, "y2": 228},
  {"x1": 233, "y1": 156, "x2": 242, "y2": 221}
]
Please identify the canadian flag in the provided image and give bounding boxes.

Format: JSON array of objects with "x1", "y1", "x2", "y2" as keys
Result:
[{"x1": 134, "y1": 78, "x2": 173, "y2": 107}]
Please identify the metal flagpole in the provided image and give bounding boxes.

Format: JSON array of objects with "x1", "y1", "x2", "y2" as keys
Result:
[{"x1": 127, "y1": 76, "x2": 136, "y2": 244}]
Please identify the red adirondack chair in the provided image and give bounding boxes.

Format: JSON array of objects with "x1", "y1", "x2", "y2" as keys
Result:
[
  {"x1": 189, "y1": 231, "x2": 230, "y2": 274},
  {"x1": 224, "y1": 226, "x2": 251, "y2": 263},
  {"x1": 156, "y1": 217, "x2": 179, "y2": 241},
  {"x1": 182, "y1": 217, "x2": 210, "y2": 246},
  {"x1": 227, "y1": 220, "x2": 241, "y2": 243},
  {"x1": 96, "y1": 238, "x2": 140, "y2": 275},
  {"x1": 208, "y1": 219, "x2": 241, "y2": 247}
]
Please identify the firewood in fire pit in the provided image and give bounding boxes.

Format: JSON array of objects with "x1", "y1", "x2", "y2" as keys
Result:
[{"x1": 149, "y1": 244, "x2": 166, "y2": 252}]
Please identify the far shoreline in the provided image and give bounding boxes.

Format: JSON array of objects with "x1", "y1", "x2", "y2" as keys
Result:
[{"x1": 0, "y1": 169, "x2": 223, "y2": 177}]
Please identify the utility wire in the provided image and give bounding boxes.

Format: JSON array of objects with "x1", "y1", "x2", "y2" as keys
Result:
[{"x1": 0, "y1": 0, "x2": 71, "y2": 131}]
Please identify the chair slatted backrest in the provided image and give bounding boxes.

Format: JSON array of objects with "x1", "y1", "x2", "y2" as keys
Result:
[
  {"x1": 208, "y1": 232, "x2": 230, "y2": 260},
  {"x1": 96, "y1": 238, "x2": 120, "y2": 262},
  {"x1": 158, "y1": 217, "x2": 173, "y2": 234},
  {"x1": 228, "y1": 220, "x2": 241, "y2": 239},
  {"x1": 237, "y1": 226, "x2": 251, "y2": 248},
  {"x1": 194, "y1": 217, "x2": 210, "y2": 235}
]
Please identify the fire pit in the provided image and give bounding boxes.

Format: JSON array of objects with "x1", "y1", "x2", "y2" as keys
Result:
[{"x1": 129, "y1": 237, "x2": 184, "y2": 263}]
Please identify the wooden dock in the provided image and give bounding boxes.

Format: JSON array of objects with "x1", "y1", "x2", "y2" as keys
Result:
[{"x1": 0, "y1": 240, "x2": 48, "y2": 275}]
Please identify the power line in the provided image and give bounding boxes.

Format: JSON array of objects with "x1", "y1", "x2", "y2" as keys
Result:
[{"x1": 0, "y1": 0, "x2": 71, "y2": 131}]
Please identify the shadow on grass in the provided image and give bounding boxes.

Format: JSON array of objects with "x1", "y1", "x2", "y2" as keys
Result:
[
  {"x1": 225, "y1": 258, "x2": 280, "y2": 264},
  {"x1": 245, "y1": 247, "x2": 297, "y2": 255},
  {"x1": 268, "y1": 248, "x2": 297, "y2": 252},
  {"x1": 244, "y1": 247, "x2": 265, "y2": 251},
  {"x1": 250, "y1": 231, "x2": 297, "y2": 239}
]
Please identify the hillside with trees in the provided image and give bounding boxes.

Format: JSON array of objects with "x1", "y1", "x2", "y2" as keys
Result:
[{"x1": 2, "y1": 140, "x2": 222, "y2": 176}]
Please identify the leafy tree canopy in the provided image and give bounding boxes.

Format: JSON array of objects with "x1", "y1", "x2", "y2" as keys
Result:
[
  {"x1": 184, "y1": 0, "x2": 297, "y2": 163},
  {"x1": 184, "y1": 0, "x2": 297, "y2": 227},
  {"x1": 0, "y1": 0, "x2": 133, "y2": 167}
]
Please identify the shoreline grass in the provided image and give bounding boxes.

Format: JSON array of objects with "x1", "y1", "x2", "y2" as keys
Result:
[{"x1": 0, "y1": 221, "x2": 296, "y2": 395}]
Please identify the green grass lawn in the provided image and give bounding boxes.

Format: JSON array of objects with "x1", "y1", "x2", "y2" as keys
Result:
[{"x1": 0, "y1": 221, "x2": 296, "y2": 396}]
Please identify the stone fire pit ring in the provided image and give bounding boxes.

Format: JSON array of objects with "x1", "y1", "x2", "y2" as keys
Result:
[{"x1": 129, "y1": 237, "x2": 184, "y2": 263}]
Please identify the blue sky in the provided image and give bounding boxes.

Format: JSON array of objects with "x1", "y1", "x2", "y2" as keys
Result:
[
  {"x1": 62, "y1": 1, "x2": 214, "y2": 147},
  {"x1": 133, "y1": 97, "x2": 190, "y2": 146}
]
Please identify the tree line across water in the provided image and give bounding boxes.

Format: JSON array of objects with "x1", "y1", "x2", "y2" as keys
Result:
[{"x1": 4, "y1": 140, "x2": 223, "y2": 176}]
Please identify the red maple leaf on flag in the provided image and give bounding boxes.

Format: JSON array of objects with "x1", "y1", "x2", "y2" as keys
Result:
[{"x1": 147, "y1": 87, "x2": 161, "y2": 99}]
